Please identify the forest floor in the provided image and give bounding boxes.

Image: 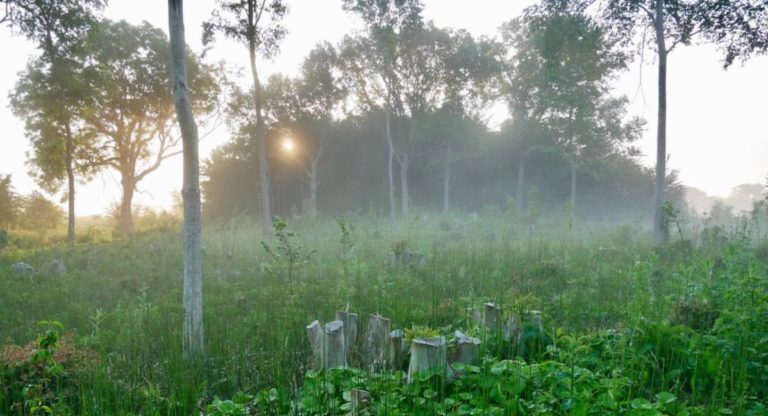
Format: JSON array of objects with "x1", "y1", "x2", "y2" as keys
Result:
[{"x1": 1, "y1": 214, "x2": 767, "y2": 415}]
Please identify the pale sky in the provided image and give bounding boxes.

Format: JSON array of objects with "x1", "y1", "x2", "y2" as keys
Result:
[{"x1": 0, "y1": 0, "x2": 766, "y2": 216}]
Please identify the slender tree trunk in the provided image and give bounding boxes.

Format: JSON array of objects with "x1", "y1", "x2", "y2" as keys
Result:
[
  {"x1": 169, "y1": 0, "x2": 204, "y2": 360},
  {"x1": 400, "y1": 161, "x2": 409, "y2": 217},
  {"x1": 120, "y1": 176, "x2": 135, "y2": 234},
  {"x1": 309, "y1": 158, "x2": 318, "y2": 218},
  {"x1": 64, "y1": 123, "x2": 75, "y2": 244},
  {"x1": 569, "y1": 158, "x2": 577, "y2": 210},
  {"x1": 385, "y1": 107, "x2": 396, "y2": 223},
  {"x1": 516, "y1": 157, "x2": 525, "y2": 212},
  {"x1": 653, "y1": 0, "x2": 668, "y2": 243},
  {"x1": 249, "y1": 47, "x2": 271, "y2": 236},
  {"x1": 443, "y1": 143, "x2": 451, "y2": 214}
]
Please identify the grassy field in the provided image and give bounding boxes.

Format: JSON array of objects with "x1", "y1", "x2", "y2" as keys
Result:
[{"x1": 1, "y1": 213, "x2": 767, "y2": 415}]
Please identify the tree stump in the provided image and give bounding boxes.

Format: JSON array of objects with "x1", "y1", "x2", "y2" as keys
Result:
[
  {"x1": 389, "y1": 329, "x2": 405, "y2": 370},
  {"x1": 407, "y1": 336, "x2": 447, "y2": 383},
  {"x1": 451, "y1": 330, "x2": 480, "y2": 365},
  {"x1": 349, "y1": 389, "x2": 371, "y2": 415},
  {"x1": 366, "y1": 314, "x2": 391, "y2": 371},
  {"x1": 503, "y1": 313, "x2": 521, "y2": 342},
  {"x1": 335, "y1": 311, "x2": 359, "y2": 363},
  {"x1": 483, "y1": 303, "x2": 502, "y2": 332},
  {"x1": 306, "y1": 320, "x2": 347, "y2": 370}
]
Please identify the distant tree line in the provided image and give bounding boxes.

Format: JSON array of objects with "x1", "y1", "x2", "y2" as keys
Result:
[{"x1": 3, "y1": 0, "x2": 767, "y2": 238}]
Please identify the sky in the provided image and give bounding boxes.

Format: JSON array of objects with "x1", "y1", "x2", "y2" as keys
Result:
[{"x1": 0, "y1": 0, "x2": 766, "y2": 216}]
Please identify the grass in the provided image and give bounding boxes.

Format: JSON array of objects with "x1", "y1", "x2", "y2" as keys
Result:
[{"x1": 1, "y1": 212, "x2": 767, "y2": 415}]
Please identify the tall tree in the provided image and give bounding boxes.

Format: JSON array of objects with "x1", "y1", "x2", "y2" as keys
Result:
[
  {"x1": 265, "y1": 43, "x2": 347, "y2": 217},
  {"x1": 601, "y1": 0, "x2": 768, "y2": 242},
  {"x1": 203, "y1": 0, "x2": 287, "y2": 236},
  {"x1": 81, "y1": 20, "x2": 220, "y2": 234},
  {"x1": 3, "y1": 0, "x2": 105, "y2": 243},
  {"x1": 341, "y1": 0, "x2": 423, "y2": 221},
  {"x1": 169, "y1": 0, "x2": 204, "y2": 360},
  {"x1": 502, "y1": 7, "x2": 642, "y2": 212}
]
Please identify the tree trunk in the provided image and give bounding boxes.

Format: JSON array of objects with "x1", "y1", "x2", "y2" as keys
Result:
[
  {"x1": 516, "y1": 157, "x2": 525, "y2": 212},
  {"x1": 443, "y1": 143, "x2": 451, "y2": 214},
  {"x1": 169, "y1": 0, "x2": 204, "y2": 360},
  {"x1": 653, "y1": 0, "x2": 668, "y2": 243},
  {"x1": 400, "y1": 160, "x2": 409, "y2": 217},
  {"x1": 309, "y1": 158, "x2": 318, "y2": 218},
  {"x1": 64, "y1": 124, "x2": 75, "y2": 244},
  {"x1": 569, "y1": 158, "x2": 577, "y2": 210},
  {"x1": 385, "y1": 108, "x2": 396, "y2": 223},
  {"x1": 249, "y1": 46, "x2": 271, "y2": 236},
  {"x1": 119, "y1": 176, "x2": 135, "y2": 234}
]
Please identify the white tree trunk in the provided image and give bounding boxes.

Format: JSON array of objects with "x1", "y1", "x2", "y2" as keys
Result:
[
  {"x1": 385, "y1": 108, "x2": 396, "y2": 223},
  {"x1": 169, "y1": 0, "x2": 204, "y2": 360}
]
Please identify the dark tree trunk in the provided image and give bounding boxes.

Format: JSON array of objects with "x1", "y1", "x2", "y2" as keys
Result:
[
  {"x1": 169, "y1": 0, "x2": 204, "y2": 360},
  {"x1": 653, "y1": 0, "x2": 668, "y2": 243}
]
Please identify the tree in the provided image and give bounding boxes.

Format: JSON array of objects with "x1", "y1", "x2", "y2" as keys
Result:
[
  {"x1": 20, "y1": 192, "x2": 63, "y2": 231},
  {"x1": 203, "y1": 0, "x2": 288, "y2": 236},
  {"x1": 169, "y1": 0, "x2": 204, "y2": 360},
  {"x1": 265, "y1": 42, "x2": 347, "y2": 217},
  {"x1": 81, "y1": 20, "x2": 219, "y2": 234},
  {"x1": 4, "y1": 0, "x2": 105, "y2": 243},
  {"x1": 0, "y1": 174, "x2": 18, "y2": 229},
  {"x1": 601, "y1": 0, "x2": 768, "y2": 242},
  {"x1": 341, "y1": 0, "x2": 423, "y2": 221},
  {"x1": 502, "y1": 6, "x2": 642, "y2": 212}
]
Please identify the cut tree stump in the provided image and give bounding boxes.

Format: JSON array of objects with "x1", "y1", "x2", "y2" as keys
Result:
[
  {"x1": 389, "y1": 329, "x2": 405, "y2": 370},
  {"x1": 503, "y1": 313, "x2": 521, "y2": 342},
  {"x1": 335, "y1": 311, "x2": 358, "y2": 362},
  {"x1": 349, "y1": 389, "x2": 371, "y2": 415},
  {"x1": 452, "y1": 330, "x2": 480, "y2": 365},
  {"x1": 366, "y1": 314, "x2": 391, "y2": 371},
  {"x1": 306, "y1": 319, "x2": 347, "y2": 370},
  {"x1": 407, "y1": 336, "x2": 447, "y2": 383}
]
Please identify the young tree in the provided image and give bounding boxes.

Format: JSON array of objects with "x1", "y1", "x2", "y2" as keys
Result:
[
  {"x1": 0, "y1": 174, "x2": 18, "y2": 229},
  {"x1": 601, "y1": 0, "x2": 768, "y2": 242},
  {"x1": 3, "y1": 0, "x2": 105, "y2": 243},
  {"x1": 81, "y1": 20, "x2": 220, "y2": 234},
  {"x1": 169, "y1": 0, "x2": 204, "y2": 360},
  {"x1": 502, "y1": 8, "x2": 642, "y2": 212},
  {"x1": 265, "y1": 43, "x2": 347, "y2": 217},
  {"x1": 203, "y1": 0, "x2": 288, "y2": 236}
]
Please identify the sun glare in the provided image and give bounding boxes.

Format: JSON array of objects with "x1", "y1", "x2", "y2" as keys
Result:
[{"x1": 282, "y1": 138, "x2": 295, "y2": 153}]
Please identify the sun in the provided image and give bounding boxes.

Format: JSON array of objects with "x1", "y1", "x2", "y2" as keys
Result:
[{"x1": 281, "y1": 138, "x2": 295, "y2": 153}]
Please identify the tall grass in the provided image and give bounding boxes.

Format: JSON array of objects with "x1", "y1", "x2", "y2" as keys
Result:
[{"x1": 1, "y1": 212, "x2": 767, "y2": 414}]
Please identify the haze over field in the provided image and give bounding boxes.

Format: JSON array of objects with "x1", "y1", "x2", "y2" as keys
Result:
[{"x1": 1, "y1": 0, "x2": 766, "y2": 216}]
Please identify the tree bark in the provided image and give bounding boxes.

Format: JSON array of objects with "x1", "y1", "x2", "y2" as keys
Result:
[
  {"x1": 119, "y1": 176, "x2": 135, "y2": 234},
  {"x1": 385, "y1": 107, "x2": 396, "y2": 223},
  {"x1": 169, "y1": 0, "x2": 204, "y2": 360},
  {"x1": 64, "y1": 123, "x2": 75, "y2": 244},
  {"x1": 249, "y1": 42, "x2": 271, "y2": 236},
  {"x1": 653, "y1": 0, "x2": 668, "y2": 243},
  {"x1": 443, "y1": 143, "x2": 451, "y2": 214}
]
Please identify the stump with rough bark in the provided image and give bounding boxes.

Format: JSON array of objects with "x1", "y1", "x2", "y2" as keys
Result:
[{"x1": 407, "y1": 336, "x2": 447, "y2": 383}]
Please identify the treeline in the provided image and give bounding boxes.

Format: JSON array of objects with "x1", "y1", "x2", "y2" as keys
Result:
[{"x1": 3, "y1": 0, "x2": 766, "y2": 239}]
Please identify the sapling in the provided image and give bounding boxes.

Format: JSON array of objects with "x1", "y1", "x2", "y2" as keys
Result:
[{"x1": 261, "y1": 216, "x2": 316, "y2": 293}]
